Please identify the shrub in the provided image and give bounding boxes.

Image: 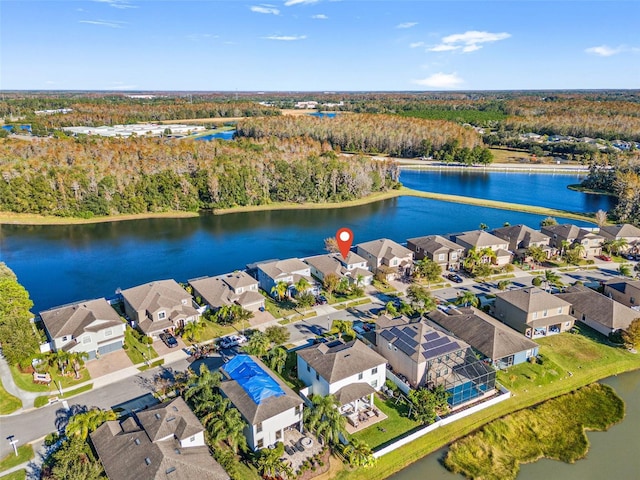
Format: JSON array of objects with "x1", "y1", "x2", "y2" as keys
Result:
[
  {"x1": 44, "y1": 432, "x2": 61, "y2": 446},
  {"x1": 586, "y1": 259, "x2": 595, "y2": 265},
  {"x1": 145, "y1": 336, "x2": 153, "y2": 345}
]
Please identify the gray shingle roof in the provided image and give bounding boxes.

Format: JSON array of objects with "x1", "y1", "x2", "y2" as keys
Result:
[
  {"x1": 454, "y1": 230, "x2": 508, "y2": 249},
  {"x1": 333, "y1": 382, "x2": 376, "y2": 406},
  {"x1": 495, "y1": 287, "x2": 570, "y2": 312},
  {"x1": 407, "y1": 235, "x2": 463, "y2": 255},
  {"x1": 304, "y1": 254, "x2": 344, "y2": 278},
  {"x1": 558, "y1": 285, "x2": 639, "y2": 331},
  {"x1": 356, "y1": 239, "x2": 413, "y2": 262},
  {"x1": 257, "y1": 258, "x2": 310, "y2": 280},
  {"x1": 121, "y1": 279, "x2": 192, "y2": 313},
  {"x1": 542, "y1": 224, "x2": 604, "y2": 242},
  {"x1": 605, "y1": 278, "x2": 640, "y2": 294},
  {"x1": 491, "y1": 224, "x2": 550, "y2": 248},
  {"x1": 190, "y1": 273, "x2": 260, "y2": 310},
  {"x1": 219, "y1": 355, "x2": 302, "y2": 425},
  {"x1": 600, "y1": 223, "x2": 640, "y2": 240},
  {"x1": 137, "y1": 397, "x2": 204, "y2": 443},
  {"x1": 428, "y1": 307, "x2": 538, "y2": 361},
  {"x1": 40, "y1": 298, "x2": 122, "y2": 339},
  {"x1": 343, "y1": 251, "x2": 367, "y2": 265},
  {"x1": 297, "y1": 340, "x2": 386, "y2": 384},
  {"x1": 90, "y1": 398, "x2": 228, "y2": 480}
]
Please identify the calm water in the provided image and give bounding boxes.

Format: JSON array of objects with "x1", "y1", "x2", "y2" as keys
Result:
[
  {"x1": 401, "y1": 170, "x2": 616, "y2": 214},
  {"x1": 390, "y1": 369, "x2": 640, "y2": 480},
  {"x1": 194, "y1": 130, "x2": 236, "y2": 141}
]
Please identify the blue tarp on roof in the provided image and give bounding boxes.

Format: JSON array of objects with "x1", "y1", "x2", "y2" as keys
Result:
[{"x1": 223, "y1": 355, "x2": 284, "y2": 405}]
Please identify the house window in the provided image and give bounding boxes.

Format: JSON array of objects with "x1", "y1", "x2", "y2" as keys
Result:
[
  {"x1": 558, "y1": 307, "x2": 563, "y2": 313},
  {"x1": 391, "y1": 259, "x2": 398, "y2": 266},
  {"x1": 189, "y1": 436, "x2": 195, "y2": 442},
  {"x1": 83, "y1": 336, "x2": 91, "y2": 344},
  {"x1": 543, "y1": 310, "x2": 548, "y2": 317},
  {"x1": 436, "y1": 370, "x2": 441, "y2": 378},
  {"x1": 256, "y1": 423, "x2": 263, "y2": 433},
  {"x1": 276, "y1": 430, "x2": 282, "y2": 440},
  {"x1": 526, "y1": 349, "x2": 533, "y2": 358},
  {"x1": 158, "y1": 311, "x2": 166, "y2": 320},
  {"x1": 306, "y1": 365, "x2": 310, "y2": 372},
  {"x1": 315, "y1": 373, "x2": 319, "y2": 381},
  {"x1": 532, "y1": 312, "x2": 538, "y2": 319},
  {"x1": 105, "y1": 329, "x2": 112, "y2": 337},
  {"x1": 451, "y1": 252, "x2": 458, "y2": 259},
  {"x1": 358, "y1": 372, "x2": 363, "y2": 380},
  {"x1": 438, "y1": 253, "x2": 445, "y2": 261},
  {"x1": 295, "y1": 405, "x2": 301, "y2": 416},
  {"x1": 371, "y1": 379, "x2": 378, "y2": 388},
  {"x1": 257, "y1": 439, "x2": 264, "y2": 449},
  {"x1": 62, "y1": 336, "x2": 69, "y2": 342},
  {"x1": 631, "y1": 297, "x2": 635, "y2": 305},
  {"x1": 371, "y1": 367, "x2": 378, "y2": 375}
]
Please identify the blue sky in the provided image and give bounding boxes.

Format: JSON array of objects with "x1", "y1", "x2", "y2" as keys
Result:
[{"x1": 1, "y1": 0, "x2": 639, "y2": 91}]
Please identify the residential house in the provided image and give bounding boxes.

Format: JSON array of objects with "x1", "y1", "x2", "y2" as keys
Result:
[
  {"x1": 540, "y1": 224, "x2": 604, "y2": 257},
  {"x1": 189, "y1": 271, "x2": 264, "y2": 312},
  {"x1": 406, "y1": 235, "x2": 465, "y2": 271},
  {"x1": 121, "y1": 280, "x2": 200, "y2": 338},
  {"x1": 39, "y1": 298, "x2": 125, "y2": 360},
  {"x1": 491, "y1": 224, "x2": 551, "y2": 260},
  {"x1": 355, "y1": 238, "x2": 414, "y2": 281},
  {"x1": 219, "y1": 355, "x2": 304, "y2": 451},
  {"x1": 599, "y1": 224, "x2": 640, "y2": 254},
  {"x1": 452, "y1": 230, "x2": 512, "y2": 266},
  {"x1": 557, "y1": 284, "x2": 639, "y2": 336},
  {"x1": 493, "y1": 287, "x2": 574, "y2": 339},
  {"x1": 297, "y1": 340, "x2": 386, "y2": 418},
  {"x1": 90, "y1": 397, "x2": 229, "y2": 480},
  {"x1": 256, "y1": 258, "x2": 319, "y2": 298},
  {"x1": 375, "y1": 315, "x2": 496, "y2": 407},
  {"x1": 428, "y1": 306, "x2": 539, "y2": 369},
  {"x1": 304, "y1": 252, "x2": 373, "y2": 286},
  {"x1": 603, "y1": 279, "x2": 640, "y2": 310}
]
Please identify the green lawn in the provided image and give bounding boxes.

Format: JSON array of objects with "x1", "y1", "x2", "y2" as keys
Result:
[
  {"x1": 444, "y1": 384, "x2": 624, "y2": 480},
  {"x1": 0, "y1": 469, "x2": 26, "y2": 480},
  {"x1": 10, "y1": 365, "x2": 90, "y2": 394},
  {"x1": 371, "y1": 280, "x2": 396, "y2": 294},
  {"x1": 182, "y1": 319, "x2": 235, "y2": 346},
  {"x1": 326, "y1": 291, "x2": 366, "y2": 305},
  {"x1": 262, "y1": 292, "x2": 298, "y2": 319},
  {"x1": 123, "y1": 328, "x2": 158, "y2": 365},
  {"x1": 351, "y1": 395, "x2": 420, "y2": 449},
  {"x1": 34, "y1": 382, "x2": 95, "y2": 408},
  {"x1": 0, "y1": 445, "x2": 33, "y2": 474},
  {"x1": 277, "y1": 351, "x2": 305, "y2": 392},
  {"x1": 0, "y1": 381, "x2": 21, "y2": 415},
  {"x1": 334, "y1": 327, "x2": 640, "y2": 480}
]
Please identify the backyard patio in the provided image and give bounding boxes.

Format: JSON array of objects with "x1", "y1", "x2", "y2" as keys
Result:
[{"x1": 281, "y1": 428, "x2": 324, "y2": 474}]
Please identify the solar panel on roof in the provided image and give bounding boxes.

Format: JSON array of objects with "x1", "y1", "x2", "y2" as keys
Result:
[
  {"x1": 424, "y1": 331, "x2": 439, "y2": 341},
  {"x1": 422, "y1": 343, "x2": 460, "y2": 359},
  {"x1": 395, "y1": 339, "x2": 416, "y2": 356},
  {"x1": 380, "y1": 330, "x2": 394, "y2": 341},
  {"x1": 402, "y1": 326, "x2": 418, "y2": 338},
  {"x1": 401, "y1": 335, "x2": 418, "y2": 349},
  {"x1": 390, "y1": 327, "x2": 404, "y2": 338},
  {"x1": 423, "y1": 336, "x2": 450, "y2": 350}
]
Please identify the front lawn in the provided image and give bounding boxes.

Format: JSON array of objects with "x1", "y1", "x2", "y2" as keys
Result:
[
  {"x1": 350, "y1": 395, "x2": 420, "y2": 450},
  {"x1": 0, "y1": 381, "x2": 21, "y2": 415},
  {"x1": 10, "y1": 365, "x2": 90, "y2": 394},
  {"x1": 0, "y1": 445, "x2": 33, "y2": 474},
  {"x1": 326, "y1": 291, "x2": 366, "y2": 305},
  {"x1": 181, "y1": 319, "x2": 235, "y2": 345},
  {"x1": 261, "y1": 292, "x2": 298, "y2": 319},
  {"x1": 34, "y1": 382, "x2": 95, "y2": 408},
  {"x1": 0, "y1": 469, "x2": 26, "y2": 480},
  {"x1": 123, "y1": 328, "x2": 158, "y2": 365}
]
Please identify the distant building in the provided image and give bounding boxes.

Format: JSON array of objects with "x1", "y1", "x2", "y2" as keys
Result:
[
  {"x1": 34, "y1": 108, "x2": 73, "y2": 115},
  {"x1": 62, "y1": 123, "x2": 205, "y2": 137},
  {"x1": 540, "y1": 224, "x2": 604, "y2": 258},
  {"x1": 219, "y1": 355, "x2": 304, "y2": 451},
  {"x1": 91, "y1": 397, "x2": 229, "y2": 480},
  {"x1": 603, "y1": 279, "x2": 640, "y2": 310}
]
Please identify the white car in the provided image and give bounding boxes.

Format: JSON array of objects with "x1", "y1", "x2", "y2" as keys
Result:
[{"x1": 219, "y1": 334, "x2": 247, "y2": 349}]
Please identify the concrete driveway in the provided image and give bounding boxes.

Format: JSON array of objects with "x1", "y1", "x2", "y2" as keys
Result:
[
  {"x1": 154, "y1": 336, "x2": 187, "y2": 357},
  {"x1": 85, "y1": 349, "x2": 133, "y2": 379}
]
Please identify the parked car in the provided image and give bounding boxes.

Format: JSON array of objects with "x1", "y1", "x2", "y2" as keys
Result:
[
  {"x1": 315, "y1": 295, "x2": 328, "y2": 305},
  {"x1": 219, "y1": 334, "x2": 247, "y2": 349},
  {"x1": 447, "y1": 273, "x2": 463, "y2": 283},
  {"x1": 597, "y1": 254, "x2": 612, "y2": 261},
  {"x1": 160, "y1": 332, "x2": 178, "y2": 348}
]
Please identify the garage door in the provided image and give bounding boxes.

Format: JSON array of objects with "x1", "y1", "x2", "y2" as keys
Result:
[{"x1": 98, "y1": 340, "x2": 124, "y2": 356}]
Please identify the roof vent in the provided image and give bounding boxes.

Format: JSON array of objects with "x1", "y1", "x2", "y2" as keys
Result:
[
  {"x1": 172, "y1": 406, "x2": 178, "y2": 412},
  {"x1": 166, "y1": 467, "x2": 176, "y2": 474},
  {"x1": 134, "y1": 438, "x2": 140, "y2": 445},
  {"x1": 154, "y1": 413, "x2": 161, "y2": 420},
  {"x1": 174, "y1": 448, "x2": 181, "y2": 455},
  {"x1": 145, "y1": 457, "x2": 151, "y2": 466},
  {"x1": 166, "y1": 416, "x2": 176, "y2": 422}
]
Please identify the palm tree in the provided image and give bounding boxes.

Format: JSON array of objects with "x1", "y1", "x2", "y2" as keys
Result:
[
  {"x1": 526, "y1": 245, "x2": 547, "y2": 267},
  {"x1": 315, "y1": 407, "x2": 346, "y2": 447},
  {"x1": 68, "y1": 351, "x2": 89, "y2": 379},
  {"x1": 294, "y1": 277, "x2": 310, "y2": 297},
  {"x1": 208, "y1": 406, "x2": 247, "y2": 453},
  {"x1": 560, "y1": 240, "x2": 571, "y2": 260},
  {"x1": 304, "y1": 394, "x2": 341, "y2": 434},
  {"x1": 343, "y1": 438, "x2": 376, "y2": 467},
  {"x1": 66, "y1": 408, "x2": 117, "y2": 440},
  {"x1": 256, "y1": 444, "x2": 292, "y2": 478},
  {"x1": 333, "y1": 320, "x2": 355, "y2": 340},
  {"x1": 182, "y1": 319, "x2": 204, "y2": 342},
  {"x1": 338, "y1": 276, "x2": 351, "y2": 295},
  {"x1": 455, "y1": 291, "x2": 479, "y2": 308},
  {"x1": 543, "y1": 269, "x2": 562, "y2": 292},
  {"x1": 49, "y1": 350, "x2": 71, "y2": 376},
  {"x1": 619, "y1": 264, "x2": 632, "y2": 277},
  {"x1": 243, "y1": 331, "x2": 271, "y2": 357},
  {"x1": 266, "y1": 346, "x2": 288, "y2": 373},
  {"x1": 384, "y1": 301, "x2": 398, "y2": 317},
  {"x1": 497, "y1": 279, "x2": 511, "y2": 291},
  {"x1": 480, "y1": 247, "x2": 497, "y2": 265},
  {"x1": 355, "y1": 274, "x2": 365, "y2": 288},
  {"x1": 271, "y1": 281, "x2": 289, "y2": 301},
  {"x1": 463, "y1": 247, "x2": 481, "y2": 274},
  {"x1": 195, "y1": 393, "x2": 231, "y2": 429},
  {"x1": 612, "y1": 238, "x2": 629, "y2": 256},
  {"x1": 184, "y1": 364, "x2": 222, "y2": 405}
]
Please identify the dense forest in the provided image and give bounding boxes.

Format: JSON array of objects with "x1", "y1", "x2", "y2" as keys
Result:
[
  {"x1": 0, "y1": 136, "x2": 399, "y2": 217},
  {"x1": 236, "y1": 113, "x2": 493, "y2": 163}
]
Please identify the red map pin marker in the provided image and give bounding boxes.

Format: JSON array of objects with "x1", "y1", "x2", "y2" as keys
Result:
[{"x1": 336, "y1": 228, "x2": 354, "y2": 259}]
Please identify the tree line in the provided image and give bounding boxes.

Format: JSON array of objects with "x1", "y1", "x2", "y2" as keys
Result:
[{"x1": 0, "y1": 135, "x2": 399, "y2": 217}]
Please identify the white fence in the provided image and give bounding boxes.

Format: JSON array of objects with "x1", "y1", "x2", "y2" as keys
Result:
[
  {"x1": 373, "y1": 387, "x2": 511, "y2": 458},
  {"x1": 385, "y1": 369, "x2": 411, "y2": 395}
]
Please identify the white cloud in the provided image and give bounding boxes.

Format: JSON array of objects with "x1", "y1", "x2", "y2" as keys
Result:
[
  {"x1": 94, "y1": 0, "x2": 137, "y2": 9},
  {"x1": 264, "y1": 34, "x2": 307, "y2": 41},
  {"x1": 428, "y1": 30, "x2": 510, "y2": 54},
  {"x1": 396, "y1": 22, "x2": 418, "y2": 29},
  {"x1": 312, "y1": 14, "x2": 328, "y2": 19},
  {"x1": 412, "y1": 72, "x2": 463, "y2": 89},
  {"x1": 585, "y1": 45, "x2": 624, "y2": 56},
  {"x1": 79, "y1": 19, "x2": 125, "y2": 28},
  {"x1": 251, "y1": 5, "x2": 280, "y2": 15},
  {"x1": 284, "y1": 0, "x2": 319, "y2": 5},
  {"x1": 410, "y1": 42, "x2": 425, "y2": 48}
]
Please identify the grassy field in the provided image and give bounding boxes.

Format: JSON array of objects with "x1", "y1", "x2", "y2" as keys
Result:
[
  {"x1": 443, "y1": 384, "x2": 624, "y2": 480},
  {"x1": 351, "y1": 396, "x2": 420, "y2": 449},
  {"x1": 0, "y1": 210, "x2": 199, "y2": 225},
  {"x1": 332, "y1": 326, "x2": 640, "y2": 480},
  {"x1": 0, "y1": 445, "x2": 33, "y2": 474},
  {"x1": 0, "y1": 469, "x2": 26, "y2": 480},
  {"x1": 123, "y1": 328, "x2": 159, "y2": 365},
  {"x1": 488, "y1": 147, "x2": 532, "y2": 163},
  {"x1": 33, "y1": 382, "x2": 95, "y2": 408},
  {"x1": 0, "y1": 381, "x2": 21, "y2": 415},
  {"x1": 10, "y1": 365, "x2": 90, "y2": 394}
]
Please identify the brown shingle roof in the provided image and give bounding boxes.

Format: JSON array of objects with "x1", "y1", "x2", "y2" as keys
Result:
[
  {"x1": 137, "y1": 397, "x2": 204, "y2": 443},
  {"x1": 257, "y1": 258, "x2": 309, "y2": 280},
  {"x1": 304, "y1": 254, "x2": 344, "y2": 278},
  {"x1": 333, "y1": 382, "x2": 376, "y2": 406},
  {"x1": 491, "y1": 224, "x2": 549, "y2": 247},
  {"x1": 297, "y1": 340, "x2": 386, "y2": 384},
  {"x1": 356, "y1": 239, "x2": 413, "y2": 261},
  {"x1": 121, "y1": 279, "x2": 192, "y2": 313},
  {"x1": 428, "y1": 307, "x2": 538, "y2": 361},
  {"x1": 454, "y1": 230, "x2": 508, "y2": 249},
  {"x1": 495, "y1": 287, "x2": 570, "y2": 313},
  {"x1": 558, "y1": 285, "x2": 639, "y2": 331},
  {"x1": 40, "y1": 298, "x2": 122, "y2": 339},
  {"x1": 407, "y1": 235, "x2": 463, "y2": 255}
]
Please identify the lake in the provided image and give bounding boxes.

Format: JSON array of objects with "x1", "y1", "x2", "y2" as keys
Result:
[
  {"x1": 194, "y1": 130, "x2": 236, "y2": 141},
  {"x1": 389, "y1": 369, "x2": 640, "y2": 480}
]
